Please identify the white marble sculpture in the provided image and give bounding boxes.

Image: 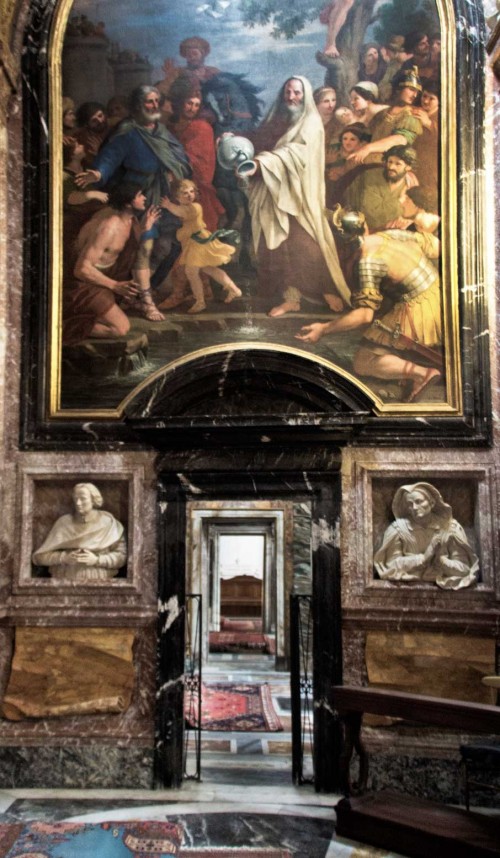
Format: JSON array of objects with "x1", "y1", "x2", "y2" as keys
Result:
[
  {"x1": 32, "y1": 482, "x2": 127, "y2": 581},
  {"x1": 374, "y1": 482, "x2": 478, "y2": 590}
]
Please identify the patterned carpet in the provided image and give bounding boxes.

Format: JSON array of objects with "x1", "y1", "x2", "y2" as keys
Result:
[
  {"x1": 0, "y1": 820, "x2": 183, "y2": 857},
  {"x1": 209, "y1": 633, "x2": 276, "y2": 655},
  {"x1": 186, "y1": 682, "x2": 283, "y2": 732},
  {"x1": 220, "y1": 619, "x2": 263, "y2": 632},
  {"x1": 0, "y1": 801, "x2": 419, "y2": 857}
]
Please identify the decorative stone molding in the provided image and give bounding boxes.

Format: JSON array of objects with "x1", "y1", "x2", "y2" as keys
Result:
[{"x1": 341, "y1": 450, "x2": 499, "y2": 631}]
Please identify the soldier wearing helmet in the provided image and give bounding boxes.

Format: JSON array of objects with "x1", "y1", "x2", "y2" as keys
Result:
[{"x1": 296, "y1": 207, "x2": 443, "y2": 404}]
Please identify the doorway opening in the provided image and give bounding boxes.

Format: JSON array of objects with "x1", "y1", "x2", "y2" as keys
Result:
[
  {"x1": 184, "y1": 500, "x2": 315, "y2": 784},
  {"x1": 188, "y1": 505, "x2": 289, "y2": 668},
  {"x1": 156, "y1": 470, "x2": 343, "y2": 793},
  {"x1": 210, "y1": 529, "x2": 269, "y2": 655}
]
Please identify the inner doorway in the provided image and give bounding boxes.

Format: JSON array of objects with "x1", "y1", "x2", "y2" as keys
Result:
[
  {"x1": 214, "y1": 531, "x2": 265, "y2": 628},
  {"x1": 188, "y1": 505, "x2": 287, "y2": 667},
  {"x1": 185, "y1": 504, "x2": 292, "y2": 783},
  {"x1": 210, "y1": 529, "x2": 269, "y2": 654},
  {"x1": 156, "y1": 470, "x2": 343, "y2": 793}
]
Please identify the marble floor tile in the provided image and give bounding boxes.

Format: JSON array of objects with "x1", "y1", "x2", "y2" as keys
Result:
[
  {"x1": 63, "y1": 801, "x2": 335, "y2": 823},
  {"x1": 0, "y1": 659, "x2": 440, "y2": 856},
  {"x1": 0, "y1": 792, "x2": 16, "y2": 815},
  {"x1": 147, "y1": 811, "x2": 334, "y2": 857},
  {"x1": 5, "y1": 787, "x2": 494, "y2": 857},
  {"x1": 0, "y1": 794, "x2": 336, "y2": 856}
]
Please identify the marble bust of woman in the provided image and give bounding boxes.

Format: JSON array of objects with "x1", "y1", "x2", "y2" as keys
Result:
[
  {"x1": 32, "y1": 482, "x2": 127, "y2": 581},
  {"x1": 374, "y1": 482, "x2": 478, "y2": 590}
]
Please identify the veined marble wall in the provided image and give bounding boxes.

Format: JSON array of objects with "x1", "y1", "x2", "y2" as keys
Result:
[{"x1": 0, "y1": 0, "x2": 498, "y2": 792}]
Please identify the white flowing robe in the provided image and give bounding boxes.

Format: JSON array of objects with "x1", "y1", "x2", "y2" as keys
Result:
[
  {"x1": 248, "y1": 75, "x2": 350, "y2": 305},
  {"x1": 32, "y1": 511, "x2": 127, "y2": 580},
  {"x1": 374, "y1": 517, "x2": 478, "y2": 590}
]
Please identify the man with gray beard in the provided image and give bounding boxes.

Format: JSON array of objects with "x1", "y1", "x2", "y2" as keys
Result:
[
  {"x1": 76, "y1": 84, "x2": 191, "y2": 320},
  {"x1": 245, "y1": 75, "x2": 350, "y2": 316}
]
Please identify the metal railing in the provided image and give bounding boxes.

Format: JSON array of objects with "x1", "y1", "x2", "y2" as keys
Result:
[
  {"x1": 290, "y1": 593, "x2": 314, "y2": 785},
  {"x1": 183, "y1": 593, "x2": 202, "y2": 780}
]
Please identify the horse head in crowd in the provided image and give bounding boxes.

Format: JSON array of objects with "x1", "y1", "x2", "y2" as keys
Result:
[
  {"x1": 202, "y1": 73, "x2": 263, "y2": 254},
  {"x1": 202, "y1": 72, "x2": 263, "y2": 136}
]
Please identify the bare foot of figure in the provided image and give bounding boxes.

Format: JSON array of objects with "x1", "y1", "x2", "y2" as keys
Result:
[
  {"x1": 140, "y1": 302, "x2": 165, "y2": 321},
  {"x1": 188, "y1": 301, "x2": 207, "y2": 314},
  {"x1": 323, "y1": 293, "x2": 344, "y2": 312},
  {"x1": 134, "y1": 288, "x2": 165, "y2": 321},
  {"x1": 405, "y1": 368, "x2": 441, "y2": 403},
  {"x1": 320, "y1": 0, "x2": 355, "y2": 62},
  {"x1": 323, "y1": 46, "x2": 340, "y2": 57},
  {"x1": 223, "y1": 284, "x2": 243, "y2": 304},
  {"x1": 267, "y1": 301, "x2": 301, "y2": 317}
]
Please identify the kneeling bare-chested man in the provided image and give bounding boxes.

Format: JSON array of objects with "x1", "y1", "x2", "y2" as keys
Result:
[{"x1": 63, "y1": 182, "x2": 161, "y2": 345}]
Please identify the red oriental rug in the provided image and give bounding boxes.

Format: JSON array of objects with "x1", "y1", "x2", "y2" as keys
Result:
[
  {"x1": 186, "y1": 682, "x2": 283, "y2": 732},
  {"x1": 220, "y1": 618, "x2": 263, "y2": 632},
  {"x1": 180, "y1": 846, "x2": 293, "y2": 858},
  {"x1": 209, "y1": 632, "x2": 276, "y2": 655}
]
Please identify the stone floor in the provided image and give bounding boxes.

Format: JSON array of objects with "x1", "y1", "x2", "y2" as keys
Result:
[
  {"x1": 1, "y1": 654, "x2": 496, "y2": 855},
  {"x1": 184, "y1": 652, "x2": 302, "y2": 774},
  {"x1": 0, "y1": 653, "x2": 404, "y2": 856}
]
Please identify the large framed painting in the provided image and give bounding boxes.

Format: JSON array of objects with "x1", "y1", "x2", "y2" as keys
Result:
[{"x1": 22, "y1": 0, "x2": 490, "y2": 439}]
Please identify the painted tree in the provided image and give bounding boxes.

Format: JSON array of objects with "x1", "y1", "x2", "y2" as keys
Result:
[
  {"x1": 372, "y1": 0, "x2": 440, "y2": 45},
  {"x1": 239, "y1": 0, "x2": 378, "y2": 103},
  {"x1": 239, "y1": 0, "x2": 328, "y2": 40},
  {"x1": 331, "y1": 0, "x2": 378, "y2": 98}
]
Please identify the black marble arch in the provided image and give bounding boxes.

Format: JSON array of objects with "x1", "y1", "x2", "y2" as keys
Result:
[
  {"x1": 155, "y1": 469, "x2": 343, "y2": 792},
  {"x1": 17, "y1": 0, "x2": 492, "y2": 449}
]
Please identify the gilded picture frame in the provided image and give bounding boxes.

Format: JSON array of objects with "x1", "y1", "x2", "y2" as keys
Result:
[{"x1": 19, "y1": 0, "x2": 491, "y2": 440}]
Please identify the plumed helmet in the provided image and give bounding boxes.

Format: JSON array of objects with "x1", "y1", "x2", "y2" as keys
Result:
[
  {"x1": 395, "y1": 65, "x2": 422, "y2": 92},
  {"x1": 331, "y1": 205, "x2": 366, "y2": 237}
]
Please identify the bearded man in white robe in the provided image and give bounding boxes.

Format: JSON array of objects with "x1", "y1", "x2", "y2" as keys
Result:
[
  {"x1": 32, "y1": 483, "x2": 127, "y2": 581},
  {"x1": 246, "y1": 75, "x2": 350, "y2": 317}
]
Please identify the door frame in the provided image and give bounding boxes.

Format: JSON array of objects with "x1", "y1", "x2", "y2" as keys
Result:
[
  {"x1": 187, "y1": 509, "x2": 284, "y2": 663},
  {"x1": 209, "y1": 522, "x2": 272, "y2": 632},
  {"x1": 155, "y1": 470, "x2": 343, "y2": 792}
]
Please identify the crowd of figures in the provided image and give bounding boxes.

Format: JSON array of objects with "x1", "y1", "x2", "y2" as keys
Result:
[{"x1": 61, "y1": 23, "x2": 442, "y2": 403}]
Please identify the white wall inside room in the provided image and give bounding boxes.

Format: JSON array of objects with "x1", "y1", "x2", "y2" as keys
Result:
[
  {"x1": 218, "y1": 534, "x2": 265, "y2": 580},
  {"x1": 187, "y1": 505, "x2": 287, "y2": 664}
]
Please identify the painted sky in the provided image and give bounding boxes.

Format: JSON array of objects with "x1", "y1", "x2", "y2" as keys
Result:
[{"x1": 69, "y1": 0, "x2": 348, "y2": 111}]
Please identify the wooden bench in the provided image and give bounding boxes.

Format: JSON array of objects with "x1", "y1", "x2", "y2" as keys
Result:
[
  {"x1": 220, "y1": 574, "x2": 262, "y2": 618},
  {"x1": 332, "y1": 685, "x2": 500, "y2": 857},
  {"x1": 335, "y1": 789, "x2": 500, "y2": 858}
]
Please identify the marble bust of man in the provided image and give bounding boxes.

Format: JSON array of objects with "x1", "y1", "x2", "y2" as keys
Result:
[
  {"x1": 374, "y1": 482, "x2": 478, "y2": 590},
  {"x1": 32, "y1": 482, "x2": 127, "y2": 581}
]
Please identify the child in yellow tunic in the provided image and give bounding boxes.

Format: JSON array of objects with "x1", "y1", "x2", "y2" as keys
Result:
[{"x1": 161, "y1": 178, "x2": 242, "y2": 313}]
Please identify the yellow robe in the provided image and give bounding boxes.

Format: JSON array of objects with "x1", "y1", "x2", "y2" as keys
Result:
[{"x1": 177, "y1": 202, "x2": 235, "y2": 268}]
